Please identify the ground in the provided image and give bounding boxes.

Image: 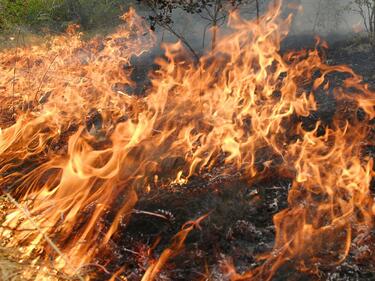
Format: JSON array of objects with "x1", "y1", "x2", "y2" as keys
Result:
[
  {"x1": 1, "y1": 34, "x2": 375, "y2": 281},
  {"x1": 90, "y1": 36, "x2": 375, "y2": 280}
]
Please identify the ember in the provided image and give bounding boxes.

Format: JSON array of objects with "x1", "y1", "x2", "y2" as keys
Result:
[{"x1": 0, "y1": 1, "x2": 375, "y2": 280}]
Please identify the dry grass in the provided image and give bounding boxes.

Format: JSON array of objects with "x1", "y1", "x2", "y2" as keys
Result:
[
  {"x1": 0, "y1": 196, "x2": 88, "y2": 281},
  {"x1": 0, "y1": 248, "x2": 86, "y2": 281},
  {"x1": 0, "y1": 247, "x2": 25, "y2": 281},
  {"x1": 0, "y1": 196, "x2": 36, "y2": 281}
]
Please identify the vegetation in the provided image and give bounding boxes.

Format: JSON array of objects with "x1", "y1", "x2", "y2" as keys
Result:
[
  {"x1": 311, "y1": 0, "x2": 347, "y2": 34},
  {"x1": 350, "y1": 0, "x2": 375, "y2": 46},
  {"x1": 0, "y1": 0, "x2": 137, "y2": 32},
  {"x1": 1, "y1": 0, "x2": 374, "y2": 49},
  {"x1": 137, "y1": 0, "x2": 263, "y2": 59}
]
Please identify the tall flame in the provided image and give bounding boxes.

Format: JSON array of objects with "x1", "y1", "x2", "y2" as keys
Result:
[{"x1": 0, "y1": 2, "x2": 374, "y2": 280}]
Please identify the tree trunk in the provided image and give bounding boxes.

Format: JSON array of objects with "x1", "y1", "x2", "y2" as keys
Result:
[
  {"x1": 211, "y1": 20, "x2": 217, "y2": 51},
  {"x1": 211, "y1": 0, "x2": 221, "y2": 51},
  {"x1": 312, "y1": 0, "x2": 323, "y2": 33}
]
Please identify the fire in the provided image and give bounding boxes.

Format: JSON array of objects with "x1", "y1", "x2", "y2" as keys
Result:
[{"x1": 0, "y1": 1, "x2": 374, "y2": 280}]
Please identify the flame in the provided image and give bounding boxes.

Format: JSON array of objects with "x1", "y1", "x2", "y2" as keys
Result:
[
  {"x1": 142, "y1": 214, "x2": 208, "y2": 281},
  {"x1": 0, "y1": 2, "x2": 374, "y2": 280}
]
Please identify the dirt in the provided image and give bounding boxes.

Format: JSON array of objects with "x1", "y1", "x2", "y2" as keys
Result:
[
  {"x1": 1, "y1": 35, "x2": 375, "y2": 281},
  {"x1": 93, "y1": 173, "x2": 375, "y2": 280},
  {"x1": 86, "y1": 37, "x2": 375, "y2": 281}
]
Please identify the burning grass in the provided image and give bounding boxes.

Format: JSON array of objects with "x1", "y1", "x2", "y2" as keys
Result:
[
  {"x1": 0, "y1": 245, "x2": 83, "y2": 281},
  {"x1": 0, "y1": 195, "x2": 89, "y2": 281},
  {"x1": 1, "y1": 1, "x2": 375, "y2": 280},
  {"x1": 0, "y1": 247, "x2": 24, "y2": 281}
]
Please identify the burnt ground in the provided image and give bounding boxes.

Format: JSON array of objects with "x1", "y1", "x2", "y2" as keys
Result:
[
  {"x1": 1, "y1": 34, "x2": 375, "y2": 281},
  {"x1": 85, "y1": 36, "x2": 375, "y2": 281},
  {"x1": 327, "y1": 37, "x2": 375, "y2": 86},
  {"x1": 95, "y1": 177, "x2": 375, "y2": 281}
]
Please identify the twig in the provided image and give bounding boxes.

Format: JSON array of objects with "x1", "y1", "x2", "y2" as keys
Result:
[
  {"x1": 34, "y1": 54, "x2": 58, "y2": 104},
  {"x1": 78, "y1": 262, "x2": 111, "y2": 274},
  {"x1": 12, "y1": 29, "x2": 21, "y2": 114},
  {"x1": 132, "y1": 209, "x2": 169, "y2": 220}
]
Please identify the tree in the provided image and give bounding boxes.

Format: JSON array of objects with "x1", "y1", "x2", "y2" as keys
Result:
[
  {"x1": 350, "y1": 0, "x2": 375, "y2": 46},
  {"x1": 310, "y1": 0, "x2": 347, "y2": 34},
  {"x1": 138, "y1": 0, "x2": 262, "y2": 60}
]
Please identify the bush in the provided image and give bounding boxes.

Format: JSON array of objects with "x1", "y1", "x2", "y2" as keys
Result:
[
  {"x1": 51, "y1": 0, "x2": 127, "y2": 30},
  {"x1": 0, "y1": 0, "x2": 135, "y2": 32},
  {"x1": 0, "y1": 0, "x2": 55, "y2": 29}
]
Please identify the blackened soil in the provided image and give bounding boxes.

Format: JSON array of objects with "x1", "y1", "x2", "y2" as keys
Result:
[
  {"x1": 90, "y1": 36, "x2": 375, "y2": 281},
  {"x1": 94, "y1": 173, "x2": 375, "y2": 281},
  {"x1": 327, "y1": 38, "x2": 375, "y2": 87},
  {"x1": 93, "y1": 174, "x2": 290, "y2": 281}
]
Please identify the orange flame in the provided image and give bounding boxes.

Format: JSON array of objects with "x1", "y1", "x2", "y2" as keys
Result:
[
  {"x1": 0, "y1": 2, "x2": 374, "y2": 280},
  {"x1": 142, "y1": 214, "x2": 208, "y2": 281}
]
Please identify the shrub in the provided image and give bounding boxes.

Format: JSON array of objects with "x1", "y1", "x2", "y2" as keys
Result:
[
  {"x1": 0, "y1": 0, "x2": 56, "y2": 29},
  {"x1": 0, "y1": 0, "x2": 136, "y2": 32}
]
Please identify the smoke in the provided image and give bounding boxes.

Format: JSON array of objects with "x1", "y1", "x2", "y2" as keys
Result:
[
  {"x1": 290, "y1": 0, "x2": 364, "y2": 36},
  {"x1": 133, "y1": 0, "x2": 366, "y2": 59}
]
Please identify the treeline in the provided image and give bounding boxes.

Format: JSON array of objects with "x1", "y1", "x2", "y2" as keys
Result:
[{"x1": 1, "y1": 0, "x2": 374, "y2": 49}]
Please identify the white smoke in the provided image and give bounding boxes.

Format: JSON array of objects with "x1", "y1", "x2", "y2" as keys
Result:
[{"x1": 291, "y1": 0, "x2": 364, "y2": 35}]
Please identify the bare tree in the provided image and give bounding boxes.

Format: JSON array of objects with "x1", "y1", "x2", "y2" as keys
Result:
[
  {"x1": 138, "y1": 0, "x2": 261, "y2": 59},
  {"x1": 351, "y1": 0, "x2": 375, "y2": 46},
  {"x1": 310, "y1": 0, "x2": 347, "y2": 34}
]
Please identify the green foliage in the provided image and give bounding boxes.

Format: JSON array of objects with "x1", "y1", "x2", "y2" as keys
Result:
[
  {"x1": 52, "y1": 0, "x2": 126, "y2": 30},
  {"x1": 0, "y1": 0, "x2": 56, "y2": 29},
  {"x1": 0, "y1": 0, "x2": 135, "y2": 31}
]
